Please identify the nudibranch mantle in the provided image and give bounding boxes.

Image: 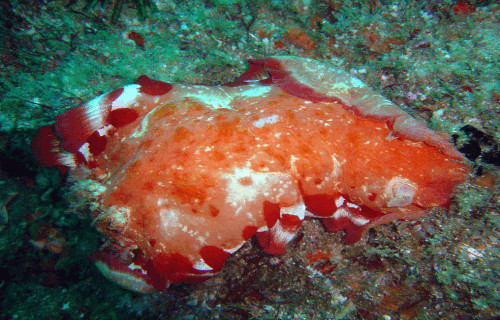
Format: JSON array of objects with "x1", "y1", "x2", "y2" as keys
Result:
[{"x1": 31, "y1": 56, "x2": 470, "y2": 293}]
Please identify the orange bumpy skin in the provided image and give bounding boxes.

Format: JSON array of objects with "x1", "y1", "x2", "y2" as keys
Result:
[{"x1": 31, "y1": 56, "x2": 470, "y2": 293}]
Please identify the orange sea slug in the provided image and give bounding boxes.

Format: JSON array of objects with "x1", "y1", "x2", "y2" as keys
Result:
[{"x1": 31, "y1": 56, "x2": 471, "y2": 293}]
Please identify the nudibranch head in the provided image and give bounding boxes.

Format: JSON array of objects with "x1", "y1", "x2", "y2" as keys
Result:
[{"x1": 31, "y1": 56, "x2": 471, "y2": 293}]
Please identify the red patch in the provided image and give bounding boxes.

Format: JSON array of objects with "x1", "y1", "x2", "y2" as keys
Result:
[
  {"x1": 31, "y1": 125, "x2": 63, "y2": 167},
  {"x1": 306, "y1": 250, "x2": 333, "y2": 263},
  {"x1": 127, "y1": 31, "x2": 145, "y2": 48},
  {"x1": 322, "y1": 217, "x2": 365, "y2": 244},
  {"x1": 74, "y1": 151, "x2": 86, "y2": 167},
  {"x1": 307, "y1": 250, "x2": 337, "y2": 274},
  {"x1": 302, "y1": 193, "x2": 338, "y2": 217},
  {"x1": 275, "y1": 74, "x2": 339, "y2": 103},
  {"x1": 273, "y1": 40, "x2": 285, "y2": 49},
  {"x1": 260, "y1": 57, "x2": 285, "y2": 72},
  {"x1": 136, "y1": 75, "x2": 173, "y2": 96},
  {"x1": 461, "y1": 85, "x2": 474, "y2": 93},
  {"x1": 133, "y1": 252, "x2": 170, "y2": 291},
  {"x1": 280, "y1": 214, "x2": 302, "y2": 230},
  {"x1": 242, "y1": 225, "x2": 258, "y2": 240},
  {"x1": 322, "y1": 216, "x2": 352, "y2": 233},
  {"x1": 263, "y1": 201, "x2": 280, "y2": 228},
  {"x1": 108, "y1": 108, "x2": 139, "y2": 128},
  {"x1": 453, "y1": 1, "x2": 475, "y2": 15},
  {"x1": 342, "y1": 227, "x2": 366, "y2": 245},
  {"x1": 200, "y1": 246, "x2": 230, "y2": 271},
  {"x1": 87, "y1": 131, "x2": 107, "y2": 156},
  {"x1": 209, "y1": 204, "x2": 220, "y2": 217},
  {"x1": 153, "y1": 253, "x2": 195, "y2": 283},
  {"x1": 368, "y1": 193, "x2": 377, "y2": 201}
]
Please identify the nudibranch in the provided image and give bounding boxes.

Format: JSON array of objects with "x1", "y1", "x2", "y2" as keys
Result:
[{"x1": 31, "y1": 56, "x2": 470, "y2": 293}]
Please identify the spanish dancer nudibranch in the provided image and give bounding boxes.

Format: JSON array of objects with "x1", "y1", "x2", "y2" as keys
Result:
[{"x1": 31, "y1": 56, "x2": 471, "y2": 293}]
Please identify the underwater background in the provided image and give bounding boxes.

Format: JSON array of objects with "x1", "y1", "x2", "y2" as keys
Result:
[{"x1": 0, "y1": 0, "x2": 499, "y2": 319}]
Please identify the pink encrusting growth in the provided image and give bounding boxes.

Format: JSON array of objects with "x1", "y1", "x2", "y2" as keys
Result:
[{"x1": 31, "y1": 56, "x2": 471, "y2": 293}]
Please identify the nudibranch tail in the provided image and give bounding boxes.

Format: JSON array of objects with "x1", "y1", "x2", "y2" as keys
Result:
[{"x1": 31, "y1": 56, "x2": 471, "y2": 293}]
